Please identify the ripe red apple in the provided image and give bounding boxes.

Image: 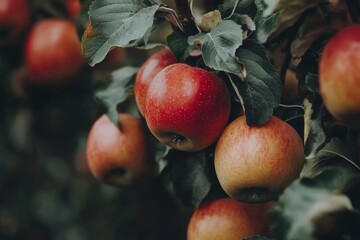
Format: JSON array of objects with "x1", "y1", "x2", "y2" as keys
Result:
[
  {"x1": 214, "y1": 116, "x2": 304, "y2": 203},
  {"x1": 0, "y1": 0, "x2": 31, "y2": 45},
  {"x1": 144, "y1": 63, "x2": 231, "y2": 152},
  {"x1": 86, "y1": 113, "x2": 156, "y2": 185},
  {"x1": 319, "y1": 24, "x2": 360, "y2": 127},
  {"x1": 24, "y1": 19, "x2": 85, "y2": 85},
  {"x1": 134, "y1": 48, "x2": 177, "y2": 116},
  {"x1": 187, "y1": 198, "x2": 273, "y2": 240}
]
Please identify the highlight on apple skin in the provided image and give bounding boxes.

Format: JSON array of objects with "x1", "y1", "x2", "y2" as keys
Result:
[
  {"x1": 319, "y1": 24, "x2": 360, "y2": 127},
  {"x1": 144, "y1": 63, "x2": 231, "y2": 152},
  {"x1": 187, "y1": 198, "x2": 273, "y2": 240},
  {"x1": 86, "y1": 113, "x2": 157, "y2": 186},
  {"x1": 214, "y1": 115, "x2": 305, "y2": 203}
]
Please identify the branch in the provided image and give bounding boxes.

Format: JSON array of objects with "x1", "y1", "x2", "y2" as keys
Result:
[{"x1": 174, "y1": 0, "x2": 199, "y2": 35}]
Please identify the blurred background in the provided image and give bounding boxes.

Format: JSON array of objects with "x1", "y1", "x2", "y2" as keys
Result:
[{"x1": 0, "y1": 0, "x2": 191, "y2": 239}]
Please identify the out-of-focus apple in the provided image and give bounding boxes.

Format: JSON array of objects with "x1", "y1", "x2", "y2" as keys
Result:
[
  {"x1": 24, "y1": 19, "x2": 85, "y2": 85},
  {"x1": 215, "y1": 116, "x2": 304, "y2": 203},
  {"x1": 187, "y1": 198, "x2": 273, "y2": 240},
  {"x1": 134, "y1": 48, "x2": 177, "y2": 116},
  {"x1": 0, "y1": 0, "x2": 31, "y2": 45},
  {"x1": 86, "y1": 113, "x2": 156, "y2": 185},
  {"x1": 144, "y1": 63, "x2": 231, "y2": 152},
  {"x1": 319, "y1": 24, "x2": 360, "y2": 127}
]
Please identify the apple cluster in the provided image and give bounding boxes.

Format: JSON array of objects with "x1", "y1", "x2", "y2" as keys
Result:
[{"x1": 86, "y1": 46, "x2": 306, "y2": 239}]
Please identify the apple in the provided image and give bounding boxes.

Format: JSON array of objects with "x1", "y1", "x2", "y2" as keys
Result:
[
  {"x1": 66, "y1": 0, "x2": 82, "y2": 20},
  {"x1": 24, "y1": 19, "x2": 85, "y2": 85},
  {"x1": 144, "y1": 63, "x2": 231, "y2": 152},
  {"x1": 214, "y1": 115, "x2": 304, "y2": 203},
  {"x1": 187, "y1": 198, "x2": 273, "y2": 240},
  {"x1": 86, "y1": 113, "x2": 156, "y2": 185},
  {"x1": 134, "y1": 48, "x2": 177, "y2": 116},
  {"x1": 319, "y1": 24, "x2": 360, "y2": 127},
  {"x1": 0, "y1": 0, "x2": 31, "y2": 45}
]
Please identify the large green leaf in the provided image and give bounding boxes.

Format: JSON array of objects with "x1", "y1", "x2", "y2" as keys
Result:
[
  {"x1": 270, "y1": 167, "x2": 360, "y2": 240},
  {"x1": 163, "y1": 150, "x2": 212, "y2": 208},
  {"x1": 82, "y1": 0, "x2": 160, "y2": 66},
  {"x1": 234, "y1": 39, "x2": 282, "y2": 125},
  {"x1": 94, "y1": 67, "x2": 138, "y2": 124},
  {"x1": 188, "y1": 20, "x2": 243, "y2": 76}
]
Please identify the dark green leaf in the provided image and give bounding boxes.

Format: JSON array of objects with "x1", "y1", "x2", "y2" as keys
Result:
[
  {"x1": 166, "y1": 30, "x2": 189, "y2": 60},
  {"x1": 230, "y1": 13, "x2": 256, "y2": 31},
  {"x1": 94, "y1": 67, "x2": 138, "y2": 124},
  {"x1": 255, "y1": 10, "x2": 280, "y2": 43},
  {"x1": 188, "y1": 20, "x2": 243, "y2": 76},
  {"x1": 219, "y1": 0, "x2": 255, "y2": 19},
  {"x1": 163, "y1": 150, "x2": 212, "y2": 208},
  {"x1": 271, "y1": 167, "x2": 359, "y2": 240},
  {"x1": 234, "y1": 39, "x2": 282, "y2": 125},
  {"x1": 82, "y1": 0, "x2": 160, "y2": 66},
  {"x1": 305, "y1": 73, "x2": 319, "y2": 93}
]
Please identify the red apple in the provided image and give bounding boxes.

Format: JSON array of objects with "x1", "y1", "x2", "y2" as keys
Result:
[
  {"x1": 144, "y1": 63, "x2": 231, "y2": 152},
  {"x1": 134, "y1": 48, "x2": 177, "y2": 116},
  {"x1": 86, "y1": 113, "x2": 156, "y2": 185},
  {"x1": 24, "y1": 19, "x2": 85, "y2": 85},
  {"x1": 215, "y1": 116, "x2": 304, "y2": 203},
  {"x1": 319, "y1": 24, "x2": 360, "y2": 127},
  {"x1": 187, "y1": 198, "x2": 273, "y2": 240},
  {"x1": 0, "y1": 0, "x2": 31, "y2": 45},
  {"x1": 66, "y1": 0, "x2": 82, "y2": 20}
]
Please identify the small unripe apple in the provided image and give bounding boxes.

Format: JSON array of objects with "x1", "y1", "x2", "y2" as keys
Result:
[
  {"x1": 134, "y1": 48, "x2": 177, "y2": 116},
  {"x1": 0, "y1": 0, "x2": 31, "y2": 45},
  {"x1": 187, "y1": 198, "x2": 273, "y2": 240},
  {"x1": 215, "y1": 116, "x2": 304, "y2": 203},
  {"x1": 319, "y1": 25, "x2": 360, "y2": 127},
  {"x1": 144, "y1": 63, "x2": 231, "y2": 152},
  {"x1": 86, "y1": 113, "x2": 156, "y2": 185},
  {"x1": 24, "y1": 19, "x2": 85, "y2": 85}
]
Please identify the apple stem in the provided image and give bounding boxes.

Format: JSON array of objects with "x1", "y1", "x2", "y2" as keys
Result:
[{"x1": 174, "y1": 0, "x2": 199, "y2": 35}]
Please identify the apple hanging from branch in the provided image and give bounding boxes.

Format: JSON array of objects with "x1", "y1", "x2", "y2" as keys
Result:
[
  {"x1": 86, "y1": 113, "x2": 157, "y2": 186},
  {"x1": 215, "y1": 116, "x2": 305, "y2": 203},
  {"x1": 144, "y1": 63, "x2": 231, "y2": 152}
]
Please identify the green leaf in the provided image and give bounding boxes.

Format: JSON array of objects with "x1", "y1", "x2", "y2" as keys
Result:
[
  {"x1": 166, "y1": 30, "x2": 190, "y2": 60},
  {"x1": 219, "y1": 0, "x2": 255, "y2": 19},
  {"x1": 94, "y1": 66, "x2": 138, "y2": 124},
  {"x1": 82, "y1": 0, "x2": 160, "y2": 66},
  {"x1": 234, "y1": 39, "x2": 282, "y2": 125},
  {"x1": 255, "y1": 10, "x2": 280, "y2": 43},
  {"x1": 188, "y1": 20, "x2": 243, "y2": 76},
  {"x1": 163, "y1": 150, "x2": 212, "y2": 208},
  {"x1": 270, "y1": 167, "x2": 359, "y2": 240},
  {"x1": 230, "y1": 13, "x2": 256, "y2": 31},
  {"x1": 305, "y1": 73, "x2": 319, "y2": 93}
]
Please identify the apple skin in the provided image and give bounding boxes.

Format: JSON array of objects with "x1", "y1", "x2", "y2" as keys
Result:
[
  {"x1": 144, "y1": 63, "x2": 231, "y2": 152},
  {"x1": 24, "y1": 19, "x2": 85, "y2": 85},
  {"x1": 214, "y1": 116, "x2": 304, "y2": 203},
  {"x1": 86, "y1": 113, "x2": 156, "y2": 186},
  {"x1": 0, "y1": 0, "x2": 31, "y2": 45},
  {"x1": 319, "y1": 25, "x2": 360, "y2": 127},
  {"x1": 187, "y1": 198, "x2": 273, "y2": 240},
  {"x1": 135, "y1": 48, "x2": 177, "y2": 116}
]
